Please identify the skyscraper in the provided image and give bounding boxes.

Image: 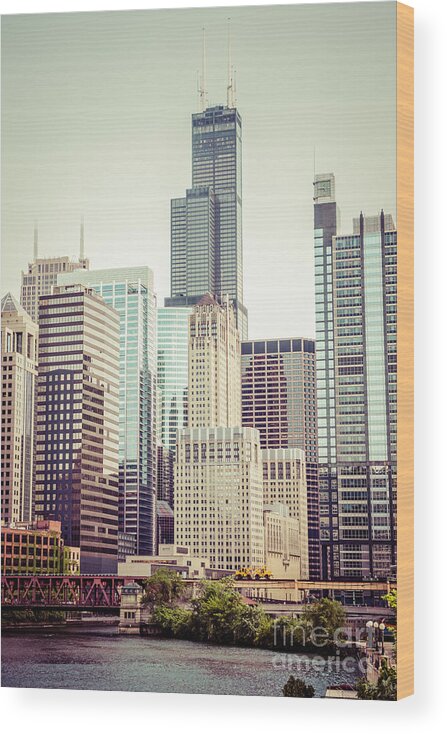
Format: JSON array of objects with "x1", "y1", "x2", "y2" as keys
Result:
[
  {"x1": 188, "y1": 294, "x2": 241, "y2": 429},
  {"x1": 174, "y1": 296, "x2": 263, "y2": 570},
  {"x1": 175, "y1": 426, "x2": 264, "y2": 571},
  {"x1": 241, "y1": 338, "x2": 319, "y2": 579},
  {"x1": 314, "y1": 174, "x2": 397, "y2": 580},
  {"x1": 157, "y1": 306, "x2": 191, "y2": 453},
  {"x1": 166, "y1": 104, "x2": 248, "y2": 338},
  {"x1": 34, "y1": 284, "x2": 120, "y2": 573},
  {"x1": 20, "y1": 226, "x2": 89, "y2": 323},
  {"x1": 1, "y1": 293, "x2": 38, "y2": 524},
  {"x1": 59, "y1": 267, "x2": 157, "y2": 556}
]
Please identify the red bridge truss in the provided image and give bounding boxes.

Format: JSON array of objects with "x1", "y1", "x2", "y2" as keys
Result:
[{"x1": 1, "y1": 575, "x2": 146, "y2": 609}]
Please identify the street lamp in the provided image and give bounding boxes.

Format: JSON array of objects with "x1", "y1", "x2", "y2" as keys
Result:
[
  {"x1": 373, "y1": 621, "x2": 379, "y2": 650},
  {"x1": 366, "y1": 619, "x2": 374, "y2": 649},
  {"x1": 379, "y1": 622, "x2": 386, "y2": 655}
]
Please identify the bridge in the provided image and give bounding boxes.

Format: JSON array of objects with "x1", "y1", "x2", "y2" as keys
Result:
[{"x1": 1, "y1": 574, "x2": 391, "y2": 611}]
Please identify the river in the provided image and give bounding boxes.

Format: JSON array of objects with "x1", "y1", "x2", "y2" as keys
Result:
[{"x1": 1, "y1": 626, "x2": 363, "y2": 697}]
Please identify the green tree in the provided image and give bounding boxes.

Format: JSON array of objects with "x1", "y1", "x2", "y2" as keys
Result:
[
  {"x1": 356, "y1": 660, "x2": 397, "y2": 701},
  {"x1": 301, "y1": 598, "x2": 346, "y2": 648},
  {"x1": 282, "y1": 676, "x2": 315, "y2": 698},
  {"x1": 141, "y1": 569, "x2": 186, "y2": 610},
  {"x1": 382, "y1": 588, "x2": 397, "y2": 610},
  {"x1": 152, "y1": 605, "x2": 192, "y2": 637},
  {"x1": 189, "y1": 578, "x2": 272, "y2": 646}
]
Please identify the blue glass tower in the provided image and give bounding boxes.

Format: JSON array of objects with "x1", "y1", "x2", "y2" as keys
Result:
[
  {"x1": 314, "y1": 175, "x2": 397, "y2": 581},
  {"x1": 59, "y1": 266, "x2": 157, "y2": 555}
]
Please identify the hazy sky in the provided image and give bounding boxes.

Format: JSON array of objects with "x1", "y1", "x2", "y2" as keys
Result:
[{"x1": 1, "y1": 2, "x2": 396, "y2": 338}]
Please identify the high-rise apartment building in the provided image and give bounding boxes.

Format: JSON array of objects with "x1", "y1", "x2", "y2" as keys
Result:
[
  {"x1": 21, "y1": 242, "x2": 89, "y2": 323},
  {"x1": 263, "y1": 504, "x2": 305, "y2": 581},
  {"x1": 175, "y1": 427, "x2": 264, "y2": 570},
  {"x1": 241, "y1": 338, "x2": 319, "y2": 579},
  {"x1": 157, "y1": 306, "x2": 191, "y2": 453},
  {"x1": 1, "y1": 294, "x2": 38, "y2": 524},
  {"x1": 166, "y1": 105, "x2": 248, "y2": 338},
  {"x1": 34, "y1": 284, "x2": 120, "y2": 573},
  {"x1": 59, "y1": 267, "x2": 157, "y2": 556},
  {"x1": 314, "y1": 173, "x2": 397, "y2": 580},
  {"x1": 188, "y1": 294, "x2": 241, "y2": 429},
  {"x1": 262, "y1": 448, "x2": 309, "y2": 579}
]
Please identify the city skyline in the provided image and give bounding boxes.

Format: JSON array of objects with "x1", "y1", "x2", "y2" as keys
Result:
[{"x1": 1, "y1": 3, "x2": 397, "y2": 339}]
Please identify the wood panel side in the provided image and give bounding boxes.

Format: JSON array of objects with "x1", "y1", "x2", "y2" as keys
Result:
[{"x1": 396, "y1": 0, "x2": 414, "y2": 701}]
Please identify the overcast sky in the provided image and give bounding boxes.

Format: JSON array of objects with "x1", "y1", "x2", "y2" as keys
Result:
[{"x1": 1, "y1": 2, "x2": 396, "y2": 338}]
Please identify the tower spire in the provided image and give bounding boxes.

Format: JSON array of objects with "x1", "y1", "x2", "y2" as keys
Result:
[
  {"x1": 80, "y1": 216, "x2": 85, "y2": 261},
  {"x1": 226, "y1": 18, "x2": 235, "y2": 108},
  {"x1": 33, "y1": 221, "x2": 38, "y2": 260},
  {"x1": 199, "y1": 27, "x2": 208, "y2": 111}
]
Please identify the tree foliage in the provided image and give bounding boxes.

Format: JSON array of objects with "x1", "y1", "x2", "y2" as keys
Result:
[
  {"x1": 282, "y1": 676, "x2": 315, "y2": 698},
  {"x1": 356, "y1": 660, "x2": 397, "y2": 701},
  {"x1": 141, "y1": 568, "x2": 186, "y2": 610}
]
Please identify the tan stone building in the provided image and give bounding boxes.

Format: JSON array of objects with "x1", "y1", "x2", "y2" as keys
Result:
[
  {"x1": 262, "y1": 448, "x2": 309, "y2": 579},
  {"x1": 1, "y1": 293, "x2": 38, "y2": 524},
  {"x1": 21, "y1": 253, "x2": 89, "y2": 324},
  {"x1": 175, "y1": 427, "x2": 264, "y2": 571},
  {"x1": 188, "y1": 294, "x2": 241, "y2": 429},
  {"x1": 263, "y1": 503, "x2": 304, "y2": 580}
]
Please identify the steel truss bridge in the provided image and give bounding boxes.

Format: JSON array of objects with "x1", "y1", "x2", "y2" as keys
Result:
[{"x1": 1, "y1": 575, "x2": 390, "y2": 611}]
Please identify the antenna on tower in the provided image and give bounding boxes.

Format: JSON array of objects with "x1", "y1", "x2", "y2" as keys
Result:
[
  {"x1": 227, "y1": 18, "x2": 235, "y2": 108},
  {"x1": 80, "y1": 216, "x2": 85, "y2": 261},
  {"x1": 199, "y1": 27, "x2": 208, "y2": 111},
  {"x1": 33, "y1": 221, "x2": 38, "y2": 260}
]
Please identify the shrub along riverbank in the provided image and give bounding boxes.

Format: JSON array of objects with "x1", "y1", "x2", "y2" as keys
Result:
[{"x1": 141, "y1": 570, "x2": 352, "y2": 654}]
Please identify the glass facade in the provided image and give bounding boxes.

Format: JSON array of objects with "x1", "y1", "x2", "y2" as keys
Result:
[
  {"x1": 314, "y1": 175, "x2": 396, "y2": 580},
  {"x1": 35, "y1": 286, "x2": 120, "y2": 574},
  {"x1": 167, "y1": 105, "x2": 247, "y2": 338},
  {"x1": 241, "y1": 338, "x2": 320, "y2": 579},
  {"x1": 157, "y1": 307, "x2": 191, "y2": 453},
  {"x1": 59, "y1": 268, "x2": 157, "y2": 556}
]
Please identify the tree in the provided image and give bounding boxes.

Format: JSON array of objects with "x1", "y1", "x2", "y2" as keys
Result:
[
  {"x1": 282, "y1": 676, "x2": 315, "y2": 698},
  {"x1": 301, "y1": 597, "x2": 346, "y2": 648},
  {"x1": 188, "y1": 578, "x2": 273, "y2": 646},
  {"x1": 141, "y1": 568, "x2": 186, "y2": 610},
  {"x1": 356, "y1": 660, "x2": 397, "y2": 701},
  {"x1": 382, "y1": 588, "x2": 397, "y2": 610}
]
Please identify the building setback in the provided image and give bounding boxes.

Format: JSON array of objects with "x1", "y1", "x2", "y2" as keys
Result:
[
  {"x1": 166, "y1": 105, "x2": 248, "y2": 338},
  {"x1": 314, "y1": 173, "x2": 397, "y2": 580},
  {"x1": 1, "y1": 293, "x2": 38, "y2": 524},
  {"x1": 59, "y1": 267, "x2": 157, "y2": 556},
  {"x1": 34, "y1": 284, "x2": 120, "y2": 573},
  {"x1": 241, "y1": 338, "x2": 319, "y2": 579}
]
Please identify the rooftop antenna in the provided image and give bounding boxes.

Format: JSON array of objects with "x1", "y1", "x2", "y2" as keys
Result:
[
  {"x1": 33, "y1": 221, "x2": 38, "y2": 260},
  {"x1": 80, "y1": 216, "x2": 85, "y2": 261},
  {"x1": 227, "y1": 18, "x2": 235, "y2": 108},
  {"x1": 199, "y1": 27, "x2": 208, "y2": 111}
]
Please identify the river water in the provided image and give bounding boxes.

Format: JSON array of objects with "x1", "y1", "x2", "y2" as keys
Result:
[{"x1": 1, "y1": 626, "x2": 362, "y2": 697}]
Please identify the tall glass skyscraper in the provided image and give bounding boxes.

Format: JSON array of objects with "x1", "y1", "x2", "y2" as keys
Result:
[
  {"x1": 314, "y1": 174, "x2": 397, "y2": 580},
  {"x1": 157, "y1": 306, "x2": 191, "y2": 453},
  {"x1": 35, "y1": 285, "x2": 120, "y2": 574},
  {"x1": 166, "y1": 105, "x2": 248, "y2": 338},
  {"x1": 241, "y1": 338, "x2": 320, "y2": 580},
  {"x1": 59, "y1": 267, "x2": 157, "y2": 555}
]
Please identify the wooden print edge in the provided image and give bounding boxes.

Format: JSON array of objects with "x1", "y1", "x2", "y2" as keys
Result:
[{"x1": 396, "y1": 0, "x2": 414, "y2": 701}]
